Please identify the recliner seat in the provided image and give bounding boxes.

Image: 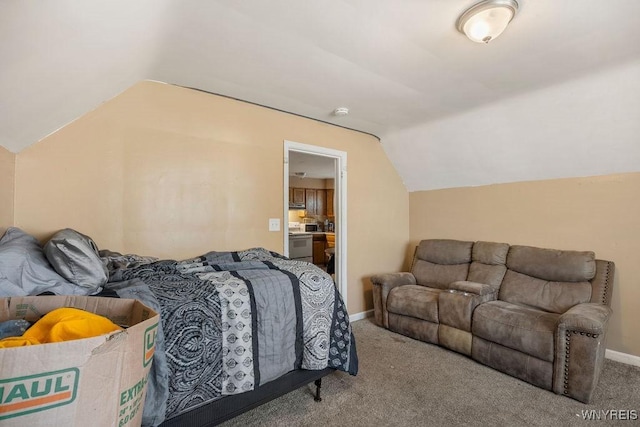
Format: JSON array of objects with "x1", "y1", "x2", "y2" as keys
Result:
[{"x1": 371, "y1": 239, "x2": 615, "y2": 403}]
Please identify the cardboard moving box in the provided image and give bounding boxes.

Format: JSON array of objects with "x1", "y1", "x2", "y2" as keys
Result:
[{"x1": 0, "y1": 296, "x2": 159, "y2": 427}]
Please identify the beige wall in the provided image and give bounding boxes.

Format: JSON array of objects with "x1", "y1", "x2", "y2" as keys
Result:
[
  {"x1": 0, "y1": 146, "x2": 15, "y2": 232},
  {"x1": 13, "y1": 81, "x2": 409, "y2": 314},
  {"x1": 409, "y1": 172, "x2": 640, "y2": 356}
]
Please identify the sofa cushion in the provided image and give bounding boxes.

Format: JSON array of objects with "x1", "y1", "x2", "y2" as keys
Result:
[
  {"x1": 387, "y1": 285, "x2": 440, "y2": 323},
  {"x1": 472, "y1": 241, "x2": 509, "y2": 265},
  {"x1": 411, "y1": 240, "x2": 472, "y2": 289},
  {"x1": 472, "y1": 300, "x2": 559, "y2": 362},
  {"x1": 467, "y1": 241, "x2": 509, "y2": 289},
  {"x1": 467, "y1": 262, "x2": 507, "y2": 289},
  {"x1": 415, "y1": 239, "x2": 473, "y2": 265},
  {"x1": 499, "y1": 270, "x2": 592, "y2": 314},
  {"x1": 412, "y1": 260, "x2": 469, "y2": 289},
  {"x1": 507, "y1": 245, "x2": 596, "y2": 282}
]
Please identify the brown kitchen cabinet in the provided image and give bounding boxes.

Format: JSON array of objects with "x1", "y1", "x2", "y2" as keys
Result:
[
  {"x1": 315, "y1": 189, "x2": 326, "y2": 216},
  {"x1": 304, "y1": 189, "x2": 327, "y2": 216},
  {"x1": 325, "y1": 233, "x2": 335, "y2": 248},
  {"x1": 326, "y1": 189, "x2": 334, "y2": 216},
  {"x1": 304, "y1": 189, "x2": 316, "y2": 215},
  {"x1": 291, "y1": 188, "x2": 305, "y2": 205},
  {"x1": 290, "y1": 186, "x2": 332, "y2": 216},
  {"x1": 312, "y1": 233, "x2": 327, "y2": 265}
]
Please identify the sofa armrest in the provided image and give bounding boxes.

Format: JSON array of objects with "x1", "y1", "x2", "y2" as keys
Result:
[
  {"x1": 439, "y1": 282, "x2": 497, "y2": 338},
  {"x1": 448, "y1": 280, "x2": 496, "y2": 296},
  {"x1": 371, "y1": 272, "x2": 416, "y2": 288},
  {"x1": 371, "y1": 273, "x2": 416, "y2": 328},
  {"x1": 553, "y1": 303, "x2": 612, "y2": 403},
  {"x1": 558, "y1": 303, "x2": 611, "y2": 335}
]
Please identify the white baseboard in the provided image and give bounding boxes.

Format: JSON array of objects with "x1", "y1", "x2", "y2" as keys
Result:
[
  {"x1": 605, "y1": 349, "x2": 640, "y2": 367},
  {"x1": 350, "y1": 309, "x2": 374, "y2": 322}
]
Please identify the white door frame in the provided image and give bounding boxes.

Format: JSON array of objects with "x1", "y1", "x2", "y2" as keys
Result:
[{"x1": 283, "y1": 140, "x2": 348, "y2": 305}]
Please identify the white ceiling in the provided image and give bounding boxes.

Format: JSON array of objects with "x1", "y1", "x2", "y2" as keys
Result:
[
  {"x1": 2, "y1": 1, "x2": 639, "y2": 189},
  {"x1": 289, "y1": 151, "x2": 336, "y2": 179}
]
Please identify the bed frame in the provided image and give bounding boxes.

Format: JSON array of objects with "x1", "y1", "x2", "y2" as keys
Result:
[{"x1": 159, "y1": 367, "x2": 335, "y2": 426}]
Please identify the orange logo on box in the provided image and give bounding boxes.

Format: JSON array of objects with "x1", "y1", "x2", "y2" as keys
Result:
[
  {"x1": 0, "y1": 368, "x2": 79, "y2": 420},
  {"x1": 143, "y1": 323, "x2": 158, "y2": 367}
]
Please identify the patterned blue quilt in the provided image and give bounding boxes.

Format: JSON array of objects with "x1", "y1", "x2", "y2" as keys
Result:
[{"x1": 108, "y1": 248, "x2": 357, "y2": 426}]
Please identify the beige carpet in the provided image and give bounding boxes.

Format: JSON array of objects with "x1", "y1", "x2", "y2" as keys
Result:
[{"x1": 221, "y1": 318, "x2": 640, "y2": 426}]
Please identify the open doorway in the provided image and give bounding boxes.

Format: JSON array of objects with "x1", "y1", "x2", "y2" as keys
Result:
[{"x1": 283, "y1": 141, "x2": 347, "y2": 304}]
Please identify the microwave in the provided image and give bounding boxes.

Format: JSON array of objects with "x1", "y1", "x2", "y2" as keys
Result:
[{"x1": 303, "y1": 223, "x2": 318, "y2": 232}]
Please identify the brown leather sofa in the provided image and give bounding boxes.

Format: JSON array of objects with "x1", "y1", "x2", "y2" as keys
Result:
[{"x1": 371, "y1": 239, "x2": 615, "y2": 403}]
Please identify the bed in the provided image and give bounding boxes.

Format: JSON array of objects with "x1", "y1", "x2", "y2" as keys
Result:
[{"x1": 0, "y1": 227, "x2": 358, "y2": 426}]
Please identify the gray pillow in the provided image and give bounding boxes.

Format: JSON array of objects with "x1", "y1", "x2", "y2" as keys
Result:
[
  {"x1": 44, "y1": 228, "x2": 109, "y2": 292},
  {"x1": 0, "y1": 227, "x2": 84, "y2": 296}
]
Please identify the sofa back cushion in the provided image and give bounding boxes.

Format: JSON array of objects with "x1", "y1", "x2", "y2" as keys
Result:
[
  {"x1": 412, "y1": 240, "x2": 473, "y2": 289},
  {"x1": 507, "y1": 245, "x2": 596, "y2": 282},
  {"x1": 499, "y1": 245, "x2": 595, "y2": 313},
  {"x1": 467, "y1": 241, "x2": 509, "y2": 289}
]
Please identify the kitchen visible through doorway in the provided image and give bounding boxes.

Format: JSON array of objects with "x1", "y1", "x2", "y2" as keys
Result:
[{"x1": 283, "y1": 141, "x2": 348, "y2": 305}]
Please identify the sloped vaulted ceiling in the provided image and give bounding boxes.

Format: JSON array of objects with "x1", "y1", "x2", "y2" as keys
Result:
[{"x1": 1, "y1": 0, "x2": 639, "y2": 190}]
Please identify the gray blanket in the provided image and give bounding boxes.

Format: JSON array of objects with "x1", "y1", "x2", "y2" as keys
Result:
[{"x1": 108, "y1": 248, "x2": 357, "y2": 426}]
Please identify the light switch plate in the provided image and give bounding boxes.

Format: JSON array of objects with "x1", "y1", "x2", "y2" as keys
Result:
[{"x1": 268, "y1": 218, "x2": 280, "y2": 231}]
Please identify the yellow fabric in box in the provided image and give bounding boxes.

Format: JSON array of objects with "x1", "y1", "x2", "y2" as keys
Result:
[{"x1": 0, "y1": 307, "x2": 122, "y2": 348}]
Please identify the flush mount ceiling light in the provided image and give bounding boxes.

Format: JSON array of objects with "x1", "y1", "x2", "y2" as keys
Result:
[{"x1": 457, "y1": 0, "x2": 519, "y2": 44}]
